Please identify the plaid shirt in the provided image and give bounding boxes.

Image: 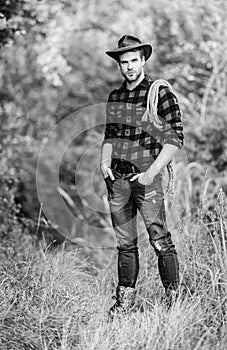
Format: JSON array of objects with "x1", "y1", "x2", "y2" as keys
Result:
[{"x1": 103, "y1": 75, "x2": 184, "y2": 171}]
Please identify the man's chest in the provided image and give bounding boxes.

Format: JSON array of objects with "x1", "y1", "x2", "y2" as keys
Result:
[{"x1": 110, "y1": 90, "x2": 148, "y2": 127}]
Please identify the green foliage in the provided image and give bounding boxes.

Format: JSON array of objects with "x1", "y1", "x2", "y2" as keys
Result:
[
  {"x1": 0, "y1": 0, "x2": 226, "y2": 243},
  {"x1": 0, "y1": 0, "x2": 39, "y2": 47}
]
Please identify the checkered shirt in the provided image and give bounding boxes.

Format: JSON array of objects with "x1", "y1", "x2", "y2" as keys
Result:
[{"x1": 103, "y1": 75, "x2": 184, "y2": 171}]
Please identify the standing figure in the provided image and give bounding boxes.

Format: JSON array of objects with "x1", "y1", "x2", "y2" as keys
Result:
[{"x1": 100, "y1": 35, "x2": 184, "y2": 317}]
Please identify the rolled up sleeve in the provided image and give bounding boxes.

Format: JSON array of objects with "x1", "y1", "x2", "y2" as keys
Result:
[
  {"x1": 102, "y1": 92, "x2": 118, "y2": 146},
  {"x1": 158, "y1": 86, "x2": 184, "y2": 149}
]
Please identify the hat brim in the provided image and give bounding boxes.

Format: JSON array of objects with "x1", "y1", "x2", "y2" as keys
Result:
[{"x1": 106, "y1": 43, "x2": 152, "y2": 61}]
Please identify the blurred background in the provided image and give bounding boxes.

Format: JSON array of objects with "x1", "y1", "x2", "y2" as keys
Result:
[{"x1": 0, "y1": 0, "x2": 226, "y2": 250}]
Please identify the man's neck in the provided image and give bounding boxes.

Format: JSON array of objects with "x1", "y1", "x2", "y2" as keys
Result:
[{"x1": 126, "y1": 71, "x2": 145, "y2": 91}]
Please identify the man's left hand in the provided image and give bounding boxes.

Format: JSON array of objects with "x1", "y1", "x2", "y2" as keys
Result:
[{"x1": 130, "y1": 172, "x2": 154, "y2": 186}]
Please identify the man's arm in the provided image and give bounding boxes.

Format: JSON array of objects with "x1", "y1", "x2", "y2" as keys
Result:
[
  {"x1": 100, "y1": 92, "x2": 116, "y2": 180},
  {"x1": 100, "y1": 142, "x2": 115, "y2": 180},
  {"x1": 130, "y1": 144, "x2": 178, "y2": 184},
  {"x1": 159, "y1": 85, "x2": 184, "y2": 149}
]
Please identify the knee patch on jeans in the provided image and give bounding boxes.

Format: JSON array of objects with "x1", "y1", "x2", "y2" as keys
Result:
[{"x1": 150, "y1": 233, "x2": 176, "y2": 256}]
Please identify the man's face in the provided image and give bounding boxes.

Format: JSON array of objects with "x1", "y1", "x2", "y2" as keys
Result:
[{"x1": 118, "y1": 50, "x2": 145, "y2": 83}]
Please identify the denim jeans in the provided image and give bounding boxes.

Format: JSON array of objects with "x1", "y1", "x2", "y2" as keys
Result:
[{"x1": 105, "y1": 170, "x2": 179, "y2": 292}]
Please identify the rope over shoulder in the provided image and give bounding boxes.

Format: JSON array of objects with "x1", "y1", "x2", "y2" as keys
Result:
[
  {"x1": 142, "y1": 79, "x2": 176, "y2": 198},
  {"x1": 142, "y1": 79, "x2": 174, "y2": 128}
]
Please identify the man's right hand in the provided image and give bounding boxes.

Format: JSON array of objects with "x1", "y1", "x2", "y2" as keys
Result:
[{"x1": 100, "y1": 160, "x2": 115, "y2": 180}]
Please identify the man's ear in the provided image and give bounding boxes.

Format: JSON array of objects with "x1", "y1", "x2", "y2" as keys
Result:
[{"x1": 141, "y1": 56, "x2": 145, "y2": 66}]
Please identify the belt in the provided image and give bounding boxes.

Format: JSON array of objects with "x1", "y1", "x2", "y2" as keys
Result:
[{"x1": 111, "y1": 158, "x2": 141, "y2": 175}]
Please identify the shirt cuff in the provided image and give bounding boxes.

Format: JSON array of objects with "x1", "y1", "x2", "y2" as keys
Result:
[
  {"x1": 164, "y1": 138, "x2": 184, "y2": 149},
  {"x1": 102, "y1": 139, "x2": 114, "y2": 147}
]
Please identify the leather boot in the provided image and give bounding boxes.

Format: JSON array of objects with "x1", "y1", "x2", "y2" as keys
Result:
[
  {"x1": 109, "y1": 286, "x2": 137, "y2": 319},
  {"x1": 164, "y1": 288, "x2": 179, "y2": 309}
]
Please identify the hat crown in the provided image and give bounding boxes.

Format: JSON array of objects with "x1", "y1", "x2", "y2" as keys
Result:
[
  {"x1": 106, "y1": 35, "x2": 152, "y2": 61},
  {"x1": 118, "y1": 35, "x2": 142, "y2": 49}
]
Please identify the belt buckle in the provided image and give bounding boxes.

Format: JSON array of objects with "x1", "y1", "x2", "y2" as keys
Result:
[
  {"x1": 112, "y1": 159, "x2": 138, "y2": 176},
  {"x1": 113, "y1": 163, "x2": 123, "y2": 176}
]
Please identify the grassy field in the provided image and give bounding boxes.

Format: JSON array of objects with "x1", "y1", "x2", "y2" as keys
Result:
[{"x1": 0, "y1": 195, "x2": 227, "y2": 350}]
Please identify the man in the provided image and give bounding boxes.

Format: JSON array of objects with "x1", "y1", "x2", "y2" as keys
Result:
[{"x1": 100, "y1": 35, "x2": 184, "y2": 316}]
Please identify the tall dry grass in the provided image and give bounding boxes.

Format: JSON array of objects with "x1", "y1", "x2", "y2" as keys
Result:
[{"x1": 0, "y1": 180, "x2": 227, "y2": 349}]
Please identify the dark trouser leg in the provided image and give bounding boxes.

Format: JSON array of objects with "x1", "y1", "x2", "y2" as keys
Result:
[
  {"x1": 153, "y1": 233, "x2": 179, "y2": 293},
  {"x1": 132, "y1": 176, "x2": 180, "y2": 293},
  {"x1": 118, "y1": 242, "x2": 139, "y2": 288},
  {"x1": 107, "y1": 175, "x2": 139, "y2": 288}
]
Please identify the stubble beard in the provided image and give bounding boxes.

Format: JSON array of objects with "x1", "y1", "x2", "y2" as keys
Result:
[{"x1": 124, "y1": 70, "x2": 142, "y2": 84}]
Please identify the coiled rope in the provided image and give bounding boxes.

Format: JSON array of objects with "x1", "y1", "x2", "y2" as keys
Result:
[{"x1": 142, "y1": 79, "x2": 176, "y2": 199}]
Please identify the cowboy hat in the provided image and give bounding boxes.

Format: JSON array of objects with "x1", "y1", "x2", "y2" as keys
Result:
[{"x1": 106, "y1": 35, "x2": 152, "y2": 61}]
